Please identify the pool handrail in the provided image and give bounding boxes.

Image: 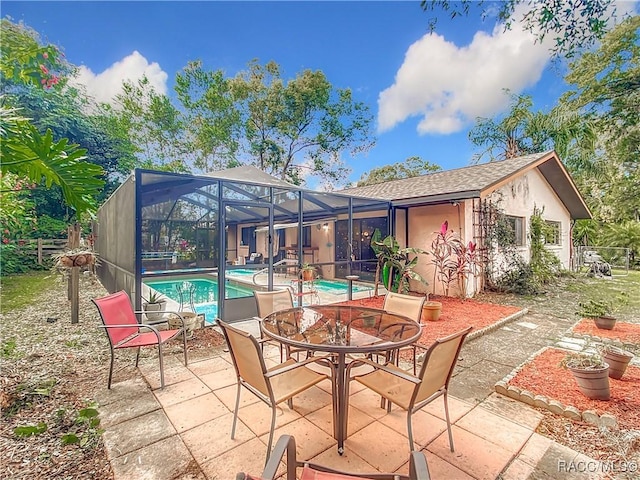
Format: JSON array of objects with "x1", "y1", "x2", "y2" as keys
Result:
[{"x1": 252, "y1": 258, "x2": 298, "y2": 287}]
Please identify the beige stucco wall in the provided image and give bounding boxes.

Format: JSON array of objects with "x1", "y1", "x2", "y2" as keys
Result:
[
  {"x1": 486, "y1": 168, "x2": 572, "y2": 268},
  {"x1": 406, "y1": 203, "x2": 467, "y2": 297}
]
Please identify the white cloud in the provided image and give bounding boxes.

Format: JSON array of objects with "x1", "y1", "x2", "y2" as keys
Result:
[
  {"x1": 70, "y1": 51, "x2": 168, "y2": 105},
  {"x1": 378, "y1": 17, "x2": 552, "y2": 135}
]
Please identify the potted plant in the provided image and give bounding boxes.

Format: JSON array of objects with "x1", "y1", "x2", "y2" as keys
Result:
[
  {"x1": 600, "y1": 345, "x2": 634, "y2": 380},
  {"x1": 143, "y1": 291, "x2": 167, "y2": 322},
  {"x1": 300, "y1": 263, "x2": 317, "y2": 282},
  {"x1": 560, "y1": 351, "x2": 610, "y2": 400},
  {"x1": 577, "y1": 292, "x2": 629, "y2": 330}
]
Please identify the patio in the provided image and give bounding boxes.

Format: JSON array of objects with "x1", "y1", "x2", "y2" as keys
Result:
[{"x1": 97, "y1": 340, "x2": 597, "y2": 480}]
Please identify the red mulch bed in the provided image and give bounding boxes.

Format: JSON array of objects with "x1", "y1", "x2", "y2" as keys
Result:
[
  {"x1": 339, "y1": 294, "x2": 522, "y2": 347},
  {"x1": 508, "y1": 347, "x2": 640, "y2": 430},
  {"x1": 572, "y1": 319, "x2": 640, "y2": 343}
]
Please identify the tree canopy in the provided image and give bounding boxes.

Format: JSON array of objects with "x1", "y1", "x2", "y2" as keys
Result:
[
  {"x1": 421, "y1": 0, "x2": 621, "y2": 58},
  {"x1": 356, "y1": 156, "x2": 441, "y2": 186},
  {"x1": 171, "y1": 59, "x2": 375, "y2": 187}
]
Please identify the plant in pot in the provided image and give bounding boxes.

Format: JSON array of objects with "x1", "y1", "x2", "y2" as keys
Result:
[
  {"x1": 299, "y1": 263, "x2": 317, "y2": 282},
  {"x1": 560, "y1": 350, "x2": 610, "y2": 400},
  {"x1": 143, "y1": 291, "x2": 167, "y2": 322},
  {"x1": 577, "y1": 292, "x2": 629, "y2": 330},
  {"x1": 600, "y1": 345, "x2": 634, "y2": 380}
]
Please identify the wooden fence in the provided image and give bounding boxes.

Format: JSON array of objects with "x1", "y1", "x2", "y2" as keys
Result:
[{"x1": 14, "y1": 238, "x2": 69, "y2": 264}]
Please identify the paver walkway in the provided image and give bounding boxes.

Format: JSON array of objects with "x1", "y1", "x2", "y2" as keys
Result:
[{"x1": 97, "y1": 312, "x2": 606, "y2": 479}]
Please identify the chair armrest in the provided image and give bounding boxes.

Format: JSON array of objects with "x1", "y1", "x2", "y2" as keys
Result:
[
  {"x1": 347, "y1": 357, "x2": 420, "y2": 384},
  {"x1": 410, "y1": 451, "x2": 431, "y2": 480},
  {"x1": 262, "y1": 434, "x2": 297, "y2": 480},
  {"x1": 99, "y1": 323, "x2": 163, "y2": 343}
]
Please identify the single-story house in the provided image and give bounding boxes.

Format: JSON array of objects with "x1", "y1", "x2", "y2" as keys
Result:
[{"x1": 340, "y1": 150, "x2": 591, "y2": 297}]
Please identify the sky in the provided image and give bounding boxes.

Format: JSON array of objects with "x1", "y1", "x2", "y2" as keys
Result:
[{"x1": 3, "y1": 1, "x2": 638, "y2": 187}]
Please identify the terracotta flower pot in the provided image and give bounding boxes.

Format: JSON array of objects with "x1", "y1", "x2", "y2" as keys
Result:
[
  {"x1": 422, "y1": 301, "x2": 442, "y2": 322},
  {"x1": 301, "y1": 270, "x2": 315, "y2": 282},
  {"x1": 602, "y1": 348, "x2": 634, "y2": 380},
  {"x1": 569, "y1": 364, "x2": 610, "y2": 400},
  {"x1": 592, "y1": 316, "x2": 617, "y2": 330}
]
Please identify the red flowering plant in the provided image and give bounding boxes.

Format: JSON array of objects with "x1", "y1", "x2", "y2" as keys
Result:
[{"x1": 430, "y1": 221, "x2": 479, "y2": 298}]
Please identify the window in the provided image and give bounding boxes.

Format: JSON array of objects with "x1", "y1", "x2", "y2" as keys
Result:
[
  {"x1": 504, "y1": 216, "x2": 525, "y2": 246},
  {"x1": 302, "y1": 226, "x2": 311, "y2": 247},
  {"x1": 545, "y1": 221, "x2": 561, "y2": 245}
]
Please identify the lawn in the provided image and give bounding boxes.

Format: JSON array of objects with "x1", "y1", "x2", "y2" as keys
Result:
[{"x1": 0, "y1": 270, "x2": 53, "y2": 310}]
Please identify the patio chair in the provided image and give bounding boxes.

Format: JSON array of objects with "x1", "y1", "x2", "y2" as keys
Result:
[
  {"x1": 237, "y1": 434, "x2": 431, "y2": 480},
  {"x1": 92, "y1": 290, "x2": 188, "y2": 390},
  {"x1": 382, "y1": 292, "x2": 426, "y2": 374},
  {"x1": 346, "y1": 327, "x2": 472, "y2": 452},
  {"x1": 254, "y1": 289, "x2": 300, "y2": 361},
  {"x1": 218, "y1": 321, "x2": 332, "y2": 460}
]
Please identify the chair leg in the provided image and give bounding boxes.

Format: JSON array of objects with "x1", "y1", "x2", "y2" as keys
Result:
[
  {"x1": 231, "y1": 383, "x2": 241, "y2": 439},
  {"x1": 265, "y1": 404, "x2": 278, "y2": 464},
  {"x1": 407, "y1": 409, "x2": 416, "y2": 452},
  {"x1": 108, "y1": 347, "x2": 115, "y2": 389},
  {"x1": 135, "y1": 346, "x2": 141, "y2": 367},
  {"x1": 182, "y1": 329, "x2": 188, "y2": 366},
  {"x1": 443, "y1": 391, "x2": 455, "y2": 452},
  {"x1": 158, "y1": 343, "x2": 165, "y2": 389},
  {"x1": 412, "y1": 346, "x2": 417, "y2": 376}
]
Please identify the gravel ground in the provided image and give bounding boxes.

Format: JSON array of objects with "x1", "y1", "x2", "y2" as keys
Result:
[{"x1": 0, "y1": 274, "x2": 225, "y2": 480}]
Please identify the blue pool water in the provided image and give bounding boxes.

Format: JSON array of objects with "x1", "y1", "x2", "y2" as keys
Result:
[
  {"x1": 313, "y1": 279, "x2": 372, "y2": 294},
  {"x1": 145, "y1": 278, "x2": 255, "y2": 323}
]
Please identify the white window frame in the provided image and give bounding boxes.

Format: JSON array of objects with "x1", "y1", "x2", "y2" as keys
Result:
[
  {"x1": 505, "y1": 215, "x2": 525, "y2": 247},
  {"x1": 545, "y1": 220, "x2": 562, "y2": 246}
]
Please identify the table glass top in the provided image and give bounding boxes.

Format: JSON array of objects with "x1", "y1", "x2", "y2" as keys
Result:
[{"x1": 262, "y1": 305, "x2": 421, "y2": 352}]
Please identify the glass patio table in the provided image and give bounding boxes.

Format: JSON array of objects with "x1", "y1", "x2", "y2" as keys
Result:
[{"x1": 261, "y1": 304, "x2": 422, "y2": 454}]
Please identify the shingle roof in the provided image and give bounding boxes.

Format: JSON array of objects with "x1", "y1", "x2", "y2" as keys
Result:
[
  {"x1": 340, "y1": 151, "x2": 591, "y2": 219},
  {"x1": 342, "y1": 152, "x2": 550, "y2": 201}
]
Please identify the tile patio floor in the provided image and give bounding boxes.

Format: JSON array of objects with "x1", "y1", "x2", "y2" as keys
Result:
[{"x1": 97, "y1": 340, "x2": 604, "y2": 480}]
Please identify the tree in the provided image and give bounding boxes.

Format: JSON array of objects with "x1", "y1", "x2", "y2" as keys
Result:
[
  {"x1": 560, "y1": 16, "x2": 639, "y2": 223},
  {"x1": 176, "y1": 59, "x2": 375, "y2": 186},
  {"x1": 115, "y1": 76, "x2": 189, "y2": 172},
  {"x1": 421, "y1": 0, "x2": 620, "y2": 58},
  {"x1": 356, "y1": 156, "x2": 441, "y2": 186},
  {"x1": 0, "y1": 19, "x2": 104, "y2": 218},
  {"x1": 468, "y1": 92, "x2": 596, "y2": 164},
  {"x1": 174, "y1": 61, "x2": 241, "y2": 172}
]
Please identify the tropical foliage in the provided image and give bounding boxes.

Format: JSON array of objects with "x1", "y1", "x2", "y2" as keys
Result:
[{"x1": 0, "y1": 20, "x2": 105, "y2": 219}]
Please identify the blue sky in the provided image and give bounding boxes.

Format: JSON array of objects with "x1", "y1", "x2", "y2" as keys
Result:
[{"x1": 4, "y1": 1, "x2": 637, "y2": 187}]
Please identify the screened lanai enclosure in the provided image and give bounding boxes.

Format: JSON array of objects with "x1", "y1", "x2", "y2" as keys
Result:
[{"x1": 94, "y1": 166, "x2": 392, "y2": 323}]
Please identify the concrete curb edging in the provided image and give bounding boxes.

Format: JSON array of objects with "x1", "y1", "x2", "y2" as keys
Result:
[
  {"x1": 494, "y1": 345, "x2": 619, "y2": 428},
  {"x1": 466, "y1": 307, "x2": 530, "y2": 342}
]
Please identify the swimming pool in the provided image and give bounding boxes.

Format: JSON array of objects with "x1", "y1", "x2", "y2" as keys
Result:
[
  {"x1": 144, "y1": 276, "x2": 373, "y2": 323},
  {"x1": 144, "y1": 278, "x2": 255, "y2": 323},
  {"x1": 313, "y1": 279, "x2": 372, "y2": 295}
]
